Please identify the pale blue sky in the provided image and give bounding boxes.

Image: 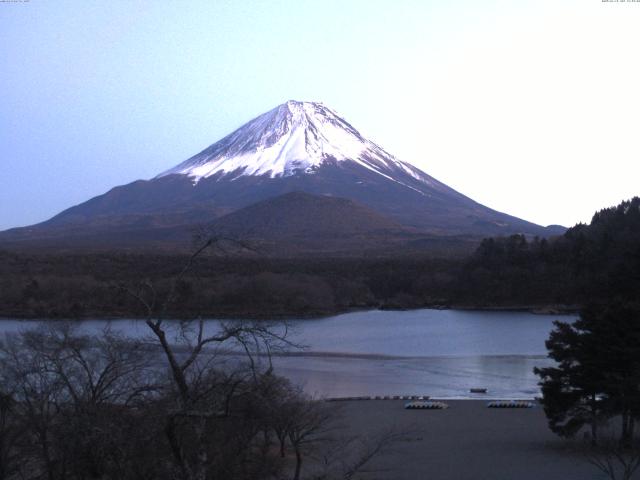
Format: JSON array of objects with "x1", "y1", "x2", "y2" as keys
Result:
[{"x1": 2, "y1": 0, "x2": 639, "y2": 230}]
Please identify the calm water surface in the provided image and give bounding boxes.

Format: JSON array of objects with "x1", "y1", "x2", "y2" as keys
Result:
[{"x1": 0, "y1": 309, "x2": 574, "y2": 399}]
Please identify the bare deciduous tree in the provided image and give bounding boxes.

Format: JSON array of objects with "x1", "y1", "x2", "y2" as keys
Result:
[
  {"x1": 120, "y1": 239, "x2": 296, "y2": 480},
  {"x1": 312, "y1": 427, "x2": 415, "y2": 480},
  {"x1": 0, "y1": 392, "x2": 21, "y2": 480},
  {"x1": 0, "y1": 323, "x2": 158, "y2": 480},
  {"x1": 586, "y1": 433, "x2": 640, "y2": 480}
]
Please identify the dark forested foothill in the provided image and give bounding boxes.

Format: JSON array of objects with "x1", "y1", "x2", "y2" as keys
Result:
[{"x1": 0, "y1": 197, "x2": 638, "y2": 319}]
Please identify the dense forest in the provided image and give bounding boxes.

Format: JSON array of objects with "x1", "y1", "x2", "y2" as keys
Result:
[
  {"x1": 0, "y1": 197, "x2": 638, "y2": 319},
  {"x1": 457, "y1": 196, "x2": 640, "y2": 308},
  {"x1": 0, "y1": 252, "x2": 459, "y2": 319}
]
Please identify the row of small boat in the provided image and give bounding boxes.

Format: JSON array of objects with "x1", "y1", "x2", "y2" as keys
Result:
[
  {"x1": 405, "y1": 401, "x2": 449, "y2": 410},
  {"x1": 326, "y1": 395, "x2": 430, "y2": 402},
  {"x1": 405, "y1": 400, "x2": 535, "y2": 410},
  {"x1": 487, "y1": 400, "x2": 534, "y2": 409}
]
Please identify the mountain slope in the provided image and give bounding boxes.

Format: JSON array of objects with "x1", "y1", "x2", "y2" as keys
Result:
[
  {"x1": 205, "y1": 191, "x2": 427, "y2": 255},
  {"x1": 210, "y1": 191, "x2": 404, "y2": 239}
]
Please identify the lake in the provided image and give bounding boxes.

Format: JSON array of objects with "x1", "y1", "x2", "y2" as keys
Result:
[{"x1": 0, "y1": 309, "x2": 573, "y2": 399}]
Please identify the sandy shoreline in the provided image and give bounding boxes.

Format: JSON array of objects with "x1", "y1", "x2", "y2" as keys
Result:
[{"x1": 326, "y1": 400, "x2": 598, "y2": 480}]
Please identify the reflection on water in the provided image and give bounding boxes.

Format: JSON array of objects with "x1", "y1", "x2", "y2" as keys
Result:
[
  {"x1": 286, "y1": 308, "x2": 567, "y2": 357},
  {"x1": 272, "y1": 354, "x2": 553, "y2": 399},
  {"x1": 0, "y1": 309, "x2": 573, "y2": 399}
]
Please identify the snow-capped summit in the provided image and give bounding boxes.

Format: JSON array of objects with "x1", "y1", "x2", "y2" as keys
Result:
[{"x1": 158, "y1": 100, "x2": 433, "y2": 192}]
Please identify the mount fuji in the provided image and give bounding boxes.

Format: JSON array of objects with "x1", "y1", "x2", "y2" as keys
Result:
[{"x1": 0, "y1": 100, "x2": 563, "y2": 253}]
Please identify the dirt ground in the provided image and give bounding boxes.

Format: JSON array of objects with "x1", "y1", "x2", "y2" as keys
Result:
[{"x1": 323, "y1": 400, "x2": 605, "y2": 480}]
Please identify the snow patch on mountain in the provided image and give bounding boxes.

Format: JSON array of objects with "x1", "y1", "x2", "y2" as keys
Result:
[{"x1": 157, "y1": 101, "x2": 430, "y2": 191}]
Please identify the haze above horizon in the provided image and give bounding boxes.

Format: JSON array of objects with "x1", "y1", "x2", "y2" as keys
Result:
[{"x1": 1, "y1": 0, "x2": 639, "y2": 231}]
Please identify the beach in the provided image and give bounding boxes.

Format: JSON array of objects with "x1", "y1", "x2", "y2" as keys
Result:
[{"x1": 326, "y1": 400, "x2": 599, "y2": 480}]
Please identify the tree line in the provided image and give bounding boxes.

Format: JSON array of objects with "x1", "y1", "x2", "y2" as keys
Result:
[{"x1": 0, "y1": 252, "x2": 460, "y2": 319}]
